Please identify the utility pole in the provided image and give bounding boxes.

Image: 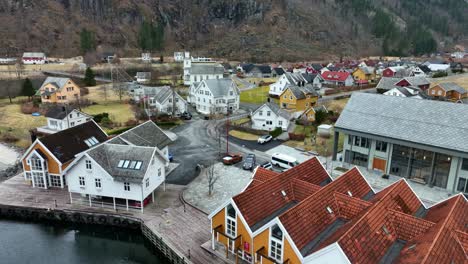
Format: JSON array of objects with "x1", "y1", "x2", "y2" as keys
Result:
[{"x1": 226, "y1": 112, "x2": 230, "y2": 154}]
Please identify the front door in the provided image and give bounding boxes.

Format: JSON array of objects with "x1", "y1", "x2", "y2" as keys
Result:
[{"x1": 373, "y1": 158, "x2": 387, "y2": 172}]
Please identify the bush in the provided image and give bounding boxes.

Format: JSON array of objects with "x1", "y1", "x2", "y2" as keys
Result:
[
  {"x1": 93, "y1": 112, "x2": 109, "y2": 123},
  {"x1": 100, "y1": 116, "x2": 113, "y2": 127},
  {"x1": 0, "y1": 132, "x2": 19, "y2": 143},
  {"x1": 269, "y1": 127, "x2": 283, "y2": 138},
  {"x1": 80, "y1": 87, "x2": 89, "y2": 96},
  {"x1": 432, "y1": 71, "x2": 448, "y2": 78},
  {"x1": 20, "y1": 102, "x2": 39, "y2": 114},
  {"x1": 288, "y1": 133, "x2": 306, "y2": 141}
]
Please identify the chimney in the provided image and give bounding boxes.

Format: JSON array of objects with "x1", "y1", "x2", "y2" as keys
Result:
[
  {"x1": 62, "y1": 106, "x2": 66, "y2": 112},
  {"x1": 267, "y1": 97, "x2": 271, "y2": 103}
]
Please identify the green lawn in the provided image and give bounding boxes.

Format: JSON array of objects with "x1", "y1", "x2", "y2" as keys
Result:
[
  {"x1": 240, "y1": 86, "x2": 278, "y2": 104},
  {"x1": 82, "y1": 103, "x2": 135, "y2": 124}
]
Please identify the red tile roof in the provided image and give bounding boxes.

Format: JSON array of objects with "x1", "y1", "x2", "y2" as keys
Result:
[
  {"x1": 321, "y1": 71, "x2": 351, "y2": 82},
  {"x1": 279, "y1": 167, "x2": 373, "y2": 252},
  {"x1": 232, "y1": 157, "x2": 330, "y2": 230},
  {"x1": 396, "y1": 194, "x2": 468, "y2": 264},
  {"x1": 333, "y1": 180, "x2": 424, "y2": 263},
  {"x1": 244, "y1": 167, "x2": 279, "y2": 190}
]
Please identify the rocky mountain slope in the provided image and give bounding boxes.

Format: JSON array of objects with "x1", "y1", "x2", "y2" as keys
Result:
[{"x1": 0, "y1": 0, "x2": 467, "y2": 61}]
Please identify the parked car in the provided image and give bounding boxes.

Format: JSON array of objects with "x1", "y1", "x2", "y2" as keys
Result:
[
  {"x1": 181, "y1": 112, "x2": 192, "y2": 120},
  {"x1": 260, "y1": 161, "x2": 273, "y2": 170},
  {"x1": 242, "y1": 154, "x2": 256, "y2": 170},
  {"x1": 257, "y1": 135, "x2": 273, "y2": 144},
  {"x1": 222, "y1": 153, "x2": 243, "y2": 165}
]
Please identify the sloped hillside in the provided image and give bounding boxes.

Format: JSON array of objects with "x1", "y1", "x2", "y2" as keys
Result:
[{"x1": 0, "y1": 0, "x2": 466, "y2": 61}]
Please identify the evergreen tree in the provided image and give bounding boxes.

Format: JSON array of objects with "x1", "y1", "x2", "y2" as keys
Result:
[
  {"x1": 80, "y1": 29, "x2": 96, "y2": 54},
  {"x1": 84, "y1": 67, "x2": 96, "y2": 86},
  {"x1": 21, "y1": 78, "x2": 36, "y2": 100},
  {"x1": 138, "y1": 20, "x2": 164, "y2": 51}
]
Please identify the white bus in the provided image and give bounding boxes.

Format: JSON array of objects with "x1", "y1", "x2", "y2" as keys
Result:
[{"x1": 271, "y1": 153, "x2": 299, "y2": 170}]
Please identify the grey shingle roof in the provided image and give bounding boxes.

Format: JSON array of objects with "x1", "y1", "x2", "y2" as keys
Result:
[
  {"x1": 285, "y1": 72, "x2": 306, "y2": 84},
  {"x1": 402, "y1": 76, "x2": 430, "y2": 87},
  {"x1": 87, "y1": 143, "x2": 155, "y2": 183},
  {"x1": 254, "y1": 102, "x2": 290, "y2": 119},
  {"x1": 114, "y1": 121, "x2": 173, "y2": 149},
  {"x1": 45, "y1": 106, "x2": 90, "y2": 119},
  {"x1": 190, "y1": 63, "x2": 224, "y2": 75},
  {"x1": 286, "y1": 84, "x2": 318, "y2": 99},
  {"x1": 40, "y1": 77, "x2": 72, "y2": 91},
  {"x1": 376, "y1": 77, "x2": 401, "y2": 90},
  {"x1": 335, "y1": 93, "x2": 468, "y2": 154},
  {"x1": 203, "y1": 78, "x2": 239, "y2": 98},
  {"x1": 438, "y1": 82, "x2": 466, "y2": 94}
]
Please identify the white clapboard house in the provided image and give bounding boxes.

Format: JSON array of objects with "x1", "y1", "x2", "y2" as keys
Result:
[
  {"x1": 251, "y1": 102, "x2": 290, "y2": 131},
  {"x1": 190, "y1": 78, "x2": 240, "y2": 115},
  {"x1": 64, "y1": 121, "x2": 174, "y2": 212}
]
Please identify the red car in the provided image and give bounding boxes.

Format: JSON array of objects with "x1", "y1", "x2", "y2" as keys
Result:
[{"x1": 222, "y1": 153, "x2": 243, "y2": 165}]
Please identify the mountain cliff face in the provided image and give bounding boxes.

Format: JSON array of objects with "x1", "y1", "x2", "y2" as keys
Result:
[{"x1": 0, "y1": 0, "x2": 467, "y2": 61}]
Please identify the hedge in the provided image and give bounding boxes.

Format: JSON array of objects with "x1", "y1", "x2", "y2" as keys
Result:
[{"x1": 269, "y1": 127, "x2": 283, "y2": 138}]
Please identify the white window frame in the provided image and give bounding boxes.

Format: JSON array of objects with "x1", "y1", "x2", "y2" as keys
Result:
[
  {"x1": 85, "y1": 160, "x2": 92, "y2": 170},
  {"x1": 269, "y1": 226, "x2": 284, "y2": 263},
  {"x1": 124, "y1": 182, "x2": 130, "y2": 191},
  {"x1": 50, "y1": 175, "x2": 61, "y2": 187},
  {"x1": 79, "y1": 176, "x2": 85, "y2": 187},
  {"x1": 145, "y1": 178, "x2": 150, "y2": 188},
  {"x1": 95, "y1": 178, "x2": 102, "y2": 189}
]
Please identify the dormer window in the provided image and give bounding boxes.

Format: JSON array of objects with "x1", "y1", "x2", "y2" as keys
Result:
[
  {"x1": 270, "y1": 225, "x2": 283, "y2": 262},
  {"x1": 226, "y1": 204, "x2": 236, "y2": 237}
]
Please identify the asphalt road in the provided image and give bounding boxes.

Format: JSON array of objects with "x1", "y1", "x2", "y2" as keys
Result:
[{"x1": 167, "y1": 109, "x2": 275, "y2": 184}]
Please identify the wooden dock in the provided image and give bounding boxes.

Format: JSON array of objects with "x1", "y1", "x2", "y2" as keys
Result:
[{"x1": 0, "y1": 175, "x2": 219, "y2": 264}]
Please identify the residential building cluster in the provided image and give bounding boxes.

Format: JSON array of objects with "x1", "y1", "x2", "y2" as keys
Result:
[
  {"x1": 21, "y1": 120, "x2": 173, "y2": 212},
  {"x1": 209, "y1": 157, "x2": 468, "y2": 264}
]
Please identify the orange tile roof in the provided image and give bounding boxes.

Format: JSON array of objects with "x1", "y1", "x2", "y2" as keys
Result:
[
  {"x1": 225, "y1": 161, "x2": 467, "y2": 263},
  {"x1": 290, "y1": 178, "x2": 321, "y2": 201},
  {"x1": 396, "y1": 194, "x2": 468, "y2": 264},
  {"x1": 333, "y1": 180, "x2": 424, "y2": 263},
  {"x1": 279, "y1": 167, "x2": 374, "y2": 252},
  {"x1": 232, "y1": 157, "x2": 330, "y2": 230},
  {"x1": 244, "y1": 167, "x2": 279, "y2": 191}
]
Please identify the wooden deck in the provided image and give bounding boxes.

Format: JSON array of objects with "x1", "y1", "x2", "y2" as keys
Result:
[{"x1": 0, "y1": 174, "x2": 219, "y2": 264}]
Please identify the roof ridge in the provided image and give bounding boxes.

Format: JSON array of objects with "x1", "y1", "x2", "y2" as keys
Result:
[
  {"x1": 334, "y1": 179, "x2": 406, "y2": 244},
  {"x1": 421, "y1": 195, "x2": 462, "y2": 263}
]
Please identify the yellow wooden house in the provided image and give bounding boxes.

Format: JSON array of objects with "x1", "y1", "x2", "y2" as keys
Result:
[
  {"x1": 208, "y1": 158, "x2": 334, "y2": 264},
  {"x1": 37, "y1": 77, "x2": 81, "y2": 104},
  {"x1": 352, "y1": 66, "x2": 376, "y2": 83},
  {"x1": 279, "y1": 85, "x2": 318, "y2": 112},
  {"x1": 300, "y1": 105, "x2": 328, "y2": 122}
]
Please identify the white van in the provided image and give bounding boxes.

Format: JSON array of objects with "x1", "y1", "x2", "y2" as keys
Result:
[{"x1": 271, "y1": 153, "x2": 299, "y2": 170}]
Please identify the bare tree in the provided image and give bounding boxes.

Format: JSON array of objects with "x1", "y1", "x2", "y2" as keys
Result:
[
  {"x1": 206, "y1": 162, "x2": 219, "y2": 196},
  {"x1": 112, "y1": 82, "x2": 127, "y2": 102},
  {"x1": 171, "y1": 75, "x2": 179, "y2": 116}
]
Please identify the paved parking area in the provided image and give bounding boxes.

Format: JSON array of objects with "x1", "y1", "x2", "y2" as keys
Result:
[{"x1": 183, "y1": 162, "x2": 253, "y2": 214}]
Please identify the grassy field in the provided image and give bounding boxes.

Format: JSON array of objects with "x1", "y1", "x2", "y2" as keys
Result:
[
  {"x1": 244, "y1": 77, "x2": 278, "y2": 85},
  {"x1": 83, "y1": 84, "x2": 130, "y2": 103},
  {"x1": 81, "y1": 103, "x2": 134, "y2": 124},
  {"x1": 0, "y1": 104, "x2": 46, "y2": 148},
  {"x1": 285, "y1": 127, "x2": 344, "y2": 156},
  {"x1": 240, "y1": 86, "x2": 278, "y2": 104},
  {"x1": 229, "y1": 130, "x2": 259, "y2": 141}
]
